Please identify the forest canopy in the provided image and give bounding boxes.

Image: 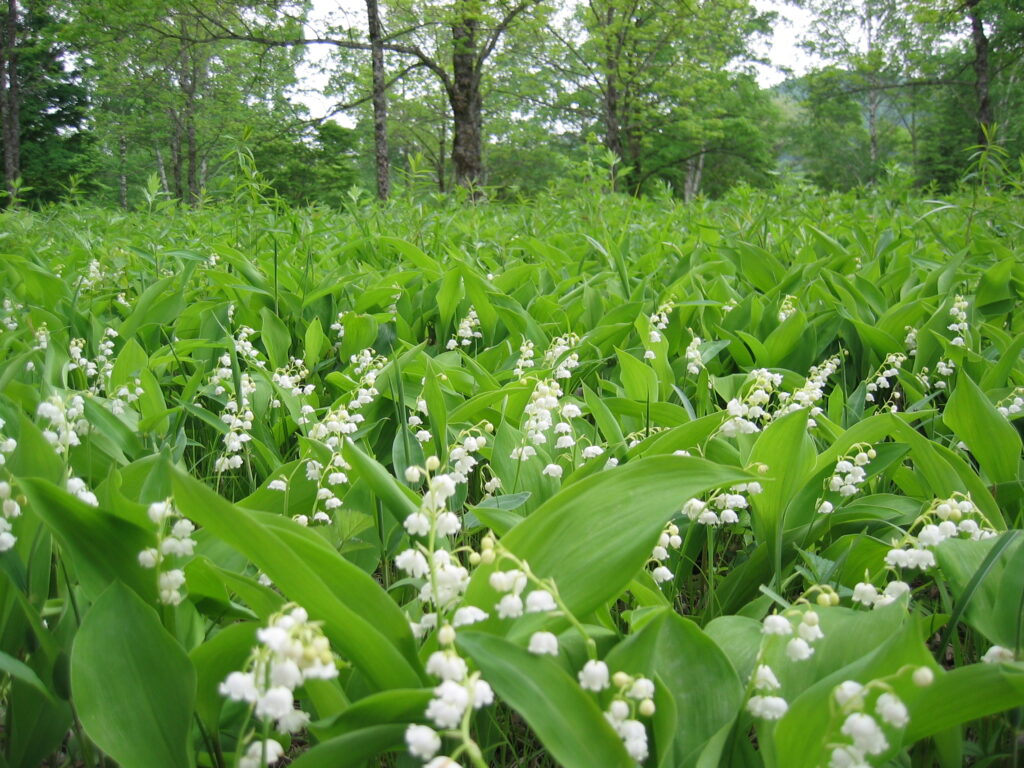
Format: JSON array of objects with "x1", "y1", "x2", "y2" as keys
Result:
[{"x1": 0, "y1": 0, "x2": 1021, "y2": 206}]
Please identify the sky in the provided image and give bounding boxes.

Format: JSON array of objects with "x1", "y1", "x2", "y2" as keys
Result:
[{"x1": 290, "y1": 0, "x2": 817, "y2": 122}]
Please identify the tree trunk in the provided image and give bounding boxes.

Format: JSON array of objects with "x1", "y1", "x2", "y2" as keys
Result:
[
  {"x1": 169, "y1": 109, "x2": 183, "y2": 200},
  {"x1": 603, "y1": 73, "x2": 622, "y2": 158},
  {"x1": 601, "y1": 5, "x2": 622, "y2": 158},
  {"x1": 967, "y1": 0, "x2": 992, "y2": 144},
  {"x1": 155, "y1": 147, "x2": 169, "y2": 194},
  {"x1": 450, "y1": 0, "x2": 483, "y2": 190},
  {"x1": 366, "y1": 0, "x2": 390, "y2": 200},
  {"x1": 0, "y1": 0, "x2": 20, "y2": 204},
  {"x1": 684, "y1": 150, "x2": 705, "y2": 202},
  {"x1": 118, "y1": 134, "x2": 128, "y2": 209},
  {"x1": 185, "y1": 106, "x2": 198, "y2": 204},
  {"x1": 867, "y1": 86, "x2": 880, "y2": 168},
  {"x1": 437, "y1": 119, "x2": 446, "y2": 192}
]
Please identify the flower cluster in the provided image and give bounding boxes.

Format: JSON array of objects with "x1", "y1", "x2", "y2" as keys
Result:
[
  {"x1": 648, "y1": 522, "x2": 683, "y2": 583},
  {"x1": 851, "y1": 579, "x2": 909, "y2": 610},
  {"x1": 864, "y1": 353, "x2": 905, "y2": 410},
  {"x1": 399, "y1": 547, "x2": 470, "y2": 634},
  {"x1": 67, "y1": 328, "x2": 117, "y2": 385},
  {"x1": 446, "y1": 307, "x2": 482, "y2": 350},
  {"x1": 138, "y1": 499, "x2": 196, "y2": 605},
  {"x1": 816, "y1": 446, "x2": 875, "y2": 514},
  {"x1": 997, "y1": 387, "x2": 1024, "y2": 419},
  {"x1": 206, "y1": 336, "x2": 259, "y2": 473},
  {"x1": 0, "y1": 475, "x2": 21, "y2": 552},
  {"x1": 0, "y1": 417, "x2": 15, "y2": 468},
  {"x1": 330, "y1": 312, "x2": 345, "y2": 345},
  {"x1": 826, "y1": 668, "x2": 932, "y2": 768},
  {"x1": 604, "y1": 672, "x2": 656, "y2": 761},
  {"x1": 747, "y1": 605, "x2": 830, "y2": 721},
  {"x1": 489, "y1": 566, "x2": 560, "y2": 621},
  {"x1": 903, "y1": 326, "x2": 917, "y2": 356},
  {"x1": 234, "y1": 324, "x2": 267, "y2": 369},
  {"x1": 513, "y1": 338, "x2": 535, "y2": 378},
  {"x1": 649, "y1": 304, "x2": 671, "y2": 337},
  {"x1": 220, "y1": 605, "x2": 338, "y2": 767},
  {"x1": 684, "y1": 333, "x2": 704, "y2": 375},
  {"x1": 778, "y1": 295, "x2": 797, "y2": 322},
  {"x1": 291, "y1": 453, "x2": 350, "y2": 525},
  {"x1": 948, "y1": 295, "x2": 968, "y2": 347},
  {"x1": 271, "y1": 357, "x2": 315, "y2": 399},
  {"x1": 915, "y1": 359, "x2": 954, "y2": 393},
  {"x1": 32, "y1": 322, "x2": 50, "y2": 352},
  {"x1": 720, "y1": 369, "x2": 784, "y2": 438},
  {"x1": 215, "y1": 392, "x2": 255, "y2": 472},
  {"x1": 37, "y1": 394, "x2": 89, "y2": 457},
  {"x1": 107, "y1": 378, "x2": 145, "y2": 417},
  {"x1": 404, "y1": 667, "x2": 494, "y2": 767},
  {"x1": 1, "y1": 297, "x2": 22, "y2": 332},
  {"x1": 543, "y1": 333, "x2": 580, "y2": 379},
  {"x1": 776, "y1": 354, "x2": 841, "y2": 427},
  {"x1": 879, "y1": 494, "x2": 996, "y2": 577},
  {"x1": 682, "y1": 482, "x2": 762, "y2": 527}
]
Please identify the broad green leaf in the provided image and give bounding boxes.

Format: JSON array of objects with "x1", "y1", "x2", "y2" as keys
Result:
[
  {"x1": 190, "y1": 621, "x2": 257, "y2": 732},
  {"x1": 0, "y1": 650, "x2": 54, "y2": 701},
  {"x1": 466, "y1": 456, "x2": 748, "y2": 622},
  {"x1": 170, "y1": 469, "x2": 423, "y2": 690},
  {"x1": 260, "y1": 306, "x2": 291, "y2": 369},
  {"x1": 290, "y1": 724, "x2": 407, "y2": 768},
  {"x1": 71, "y1": 582, "x2": 195, "y2": 768},
  {"x1": 459, "y1": 632, "x2": 634, "y2": 768},
  {"x1": 944, "y1": 372, "x2": 1021, "y2": 484},
  {"x1": 606, "y1": 609, "x2": 743, "y2": 768}
]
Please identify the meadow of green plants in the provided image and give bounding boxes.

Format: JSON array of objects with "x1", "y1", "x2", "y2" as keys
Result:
[{"x1": 1, "y1": 169, "x2": 1024, "y2": 768}]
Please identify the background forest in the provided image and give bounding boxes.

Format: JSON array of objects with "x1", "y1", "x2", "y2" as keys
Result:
[{"x1": 0, "y1": 0, "x2": 1021, "y2": 207}]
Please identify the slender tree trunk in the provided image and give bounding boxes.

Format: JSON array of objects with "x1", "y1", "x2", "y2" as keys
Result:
[
  {"x1": 169, "y1": 109, "x2": 183, "y2": 200},
  {"x1": 967, "y1": 0, "x2": 992, "y2": 144},
  {"x1": 684, "y1": 150, "x2": 705, "y2": 202},
  {"x1": 1, "y1": 0, "x2": 21, "y2": 203},
  {"x1": 437, "y1": 119, "x2": 446, "y2": 192},
  {"x1": 450, "y1": 0, "x2": 483, "y2": 190},
  {"x1": 603, "y1": 74, "x2": 622, "y2": 158},
  {"x1": 118, "y1": 134, "x2": 128, "y2": 209},
  {"x1": 867, "y1": 86, "x2": 880, "y2": 168},
  {"x1": 185, "y1": 106, "x2": 198, "y2": 204},
  {"x1": 366, "y1": 0, "x2": 390, "y2": 200},
  {"x1": 601, "y1": 5, "x2": 622, "y2": 158},
  {"x1": 155, "y1": 147, "x2": 169, "y2": 194}
]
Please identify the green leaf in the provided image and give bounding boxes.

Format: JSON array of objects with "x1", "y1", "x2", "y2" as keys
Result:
[
  {"x1": 458, "y1": 632, "x2": 634, "y2": 768},
  {"x1": 617, "y1": 347, "x2": 660, "y2": 403},
  {"x1": 290, "y1": 724, "x2": 407, "y2": 768},
  {"x1": 606, "y1": 610, "x2": 743, "y2": 768},
  {"x1": 18, "y1": 478, "x2": 156, "y2": 603},
  {"x1": 71, "y1": 582, "x2": 195, "y2": 768},
  {"x1": 466, "y1": 456, "x2": 748, "y2": 622},
  {"x1": 343, "y1": 439, "x2": 421, "y2": 525},
  {"x1": 304, "y1": 316, "x2": 327, "y2": 367},
  {"x1": 189, "y1": 622, "x2": 257, "y2": 733},
  {"x1": 751, "y1": 409, "x2": 815, "y2": 546},
  {"x1": 170, "y1": 469, "x2": 423, "y2": 691},
  {"x1": 0, "y1": 650, "x2": 54, "y2": 701},
  {"x1": 260, "y1": 307, "x2": 291, "y2": 369},
  {"x1": 944, "y1": 372, "x2": 1021, "y2": 484}
]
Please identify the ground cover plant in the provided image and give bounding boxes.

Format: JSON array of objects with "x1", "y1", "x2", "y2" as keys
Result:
[{"x1": 0, "y1": 171, "x2": 1023, "y2": 767}]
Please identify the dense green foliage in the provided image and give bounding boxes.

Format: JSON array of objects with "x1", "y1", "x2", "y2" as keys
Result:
[{"x1": 0, "y1": 173, "x2": 1023, "y2": 766}]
